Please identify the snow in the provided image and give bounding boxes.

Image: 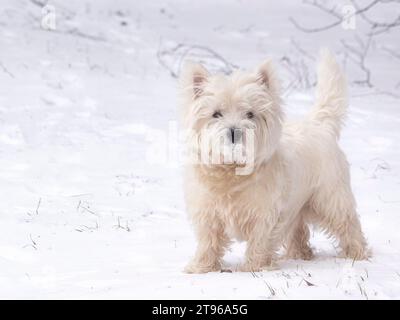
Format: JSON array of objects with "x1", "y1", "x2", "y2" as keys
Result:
[{"x1": 0, "y1": 0, "x2": 400, "y2": 299}]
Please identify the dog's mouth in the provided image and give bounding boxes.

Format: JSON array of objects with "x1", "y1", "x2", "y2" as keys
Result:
[
  {"x1": 213, "y1": 143, "x2": 249, "y2": 166},
  {"x1": 189, "y1": 128, "x2": 256, "y2": 172},
  {"x1": 194, "y1": 140, "x2": 256, "y2": 175}
]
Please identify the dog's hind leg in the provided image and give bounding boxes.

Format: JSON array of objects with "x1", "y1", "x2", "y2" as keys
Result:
[
  {"x1": 310, "y1": 184, "x2": 369, "y2": 260},
  {"x1": 284, "y1": 209, "x2": 314, "y2": 260}
]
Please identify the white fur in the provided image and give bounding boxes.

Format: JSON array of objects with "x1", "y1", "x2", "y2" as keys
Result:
[{"x1": 180, "y1": 49, "x2": 369, "y2": 273}]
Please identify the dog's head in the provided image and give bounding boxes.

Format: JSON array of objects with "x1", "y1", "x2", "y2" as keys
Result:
[{"x1": 180, "y1": 60, "x2": 283, "y2": 173}]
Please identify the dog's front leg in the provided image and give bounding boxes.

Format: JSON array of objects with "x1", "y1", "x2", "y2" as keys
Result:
[
  {"x1": 240, "y1": 217, "x2": 280, "y2": 272},
  {"x1": 184, "y1": 216, "x2": 228, "y2": 274}
]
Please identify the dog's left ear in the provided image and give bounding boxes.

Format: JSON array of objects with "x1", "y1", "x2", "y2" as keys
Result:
[
  {"x1": 256, "y1": 59, "x2": 280, "y2": 93},
  {"x1": 180, "y1": 62, "x2": 209, "y2": 100}
]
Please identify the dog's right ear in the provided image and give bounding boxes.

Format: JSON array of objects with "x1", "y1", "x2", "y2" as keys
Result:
[
  {"x1": 180, "y1": 62, "x2": 209, "y2": 100},
  {"x1": 256, "y1": 59, "x2": 280, "y2": 94}
]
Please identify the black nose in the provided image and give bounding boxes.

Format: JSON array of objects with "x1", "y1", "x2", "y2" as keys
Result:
[{"x1": 228, "y1": 127, "x2": 242, "y2": 144}]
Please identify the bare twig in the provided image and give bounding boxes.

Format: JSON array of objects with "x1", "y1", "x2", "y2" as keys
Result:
[
  {"x1": 350, "y1": 0, "x2": 400, "y2": 35},
  {"x1": 289, "y1": 0, "x2": 381, "y2": 33},
  {"x1": 29, "y1": 0, "x2": 47, "y2": 7},
  {"x1": 75, "y1": 221, "x2": 99, "y2": 233},
  {"x1": 0, "y1": 62, "x2": 15, "y2": 78},
  {"x1": 35, "y1": 198, "x2": 42, "y2": 215},
  {"x1": 77, "y1": 201, "x2": 99, "y2": 216},
  {"x1": 23, "y1": 234, "x2": 38, "y2": 250},
  {"x1": 157, "y1": 39, "x2": 238, "y2": 78},
  {"x1": 341, "y1": 34, "x2": 373, "y2": 87},
  {"x1": 382, "y1": 46, "x2": 400, "y2": 60},
  {"x1": 264, "y1": 281, "x2": 276, "y2": 297},
  {"x1": 113, "y1": 216, "x2": 131, "y2": 232},
  {"x1": 290, "y1": 38, "x2": 316, "y2": 61}
]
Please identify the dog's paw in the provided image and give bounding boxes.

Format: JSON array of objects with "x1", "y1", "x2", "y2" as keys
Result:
[
  {"x1": 285, "y1": 247, "x2": 314, "y2": 261},
  {"x1": 339, "y1": 246, "x2": 371, "y2": 261},
  {"x1": 184, "y1": 261, "x2": 221, "y2": 274},
  {"x1": 237, "y1": 261, "x2": 279, "y2": 272}
]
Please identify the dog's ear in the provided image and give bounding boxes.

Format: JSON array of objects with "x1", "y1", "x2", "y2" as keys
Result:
[
  {"x1": 180, "y1": 62, "x2": 209, "y2": 100},
  {"x1": 256, "y1": 59, "x2": 280, "y2": 93}
]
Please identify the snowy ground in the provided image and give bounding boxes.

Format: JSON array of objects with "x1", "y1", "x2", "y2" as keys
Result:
[{"x1": 0, "y1": 0, "x2": 400, "y2": 299}]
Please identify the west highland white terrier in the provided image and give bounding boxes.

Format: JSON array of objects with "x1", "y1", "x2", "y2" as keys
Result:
[{"x1": 180, "y1": 49, "x2": 369, "y2": 273}]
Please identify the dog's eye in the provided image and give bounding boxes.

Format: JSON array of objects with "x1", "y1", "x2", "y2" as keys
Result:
[
  {"x1": 212, "y1": 111, "x2": 223, "y2": 118},
  {"x1": 246, "y1": 111, "x2": 254, "y2": 119}
]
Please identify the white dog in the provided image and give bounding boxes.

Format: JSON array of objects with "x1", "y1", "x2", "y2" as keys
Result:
[{"x1": 180, "y1": 49, "x2": 369, "y2": 273}]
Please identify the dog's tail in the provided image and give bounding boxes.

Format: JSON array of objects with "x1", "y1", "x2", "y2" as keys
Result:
[{"x1": 309, "y1": 49, "x2": 348, "y2": 139}]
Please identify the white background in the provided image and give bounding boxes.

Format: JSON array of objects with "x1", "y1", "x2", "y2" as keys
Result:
[{"x1": 0, "y1": 0, "x2": 399, "y2": 299}]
